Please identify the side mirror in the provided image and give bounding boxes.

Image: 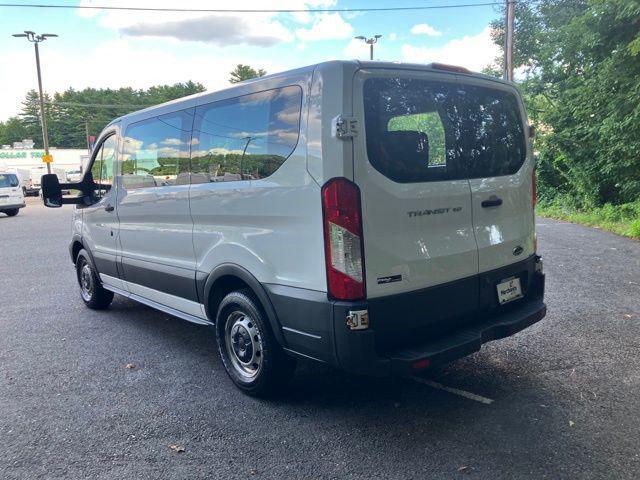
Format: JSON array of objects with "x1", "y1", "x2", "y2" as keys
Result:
[{"x1": 41, "y1": 173, "x2": 63, "y2": 208}]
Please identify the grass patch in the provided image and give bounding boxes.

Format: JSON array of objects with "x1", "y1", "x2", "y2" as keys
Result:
[{"x1": 537, "y1": 200, "x2": 640, "y2": 240}]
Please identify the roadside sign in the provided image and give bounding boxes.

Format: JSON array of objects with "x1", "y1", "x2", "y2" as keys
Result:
[{"x1": 42, "y1": 154, "x2": 53, "y2": 164}]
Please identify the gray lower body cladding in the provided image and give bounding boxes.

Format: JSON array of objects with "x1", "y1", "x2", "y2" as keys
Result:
[{"x1": 265, "y1": 255, "x2": 546, "y2": 376}]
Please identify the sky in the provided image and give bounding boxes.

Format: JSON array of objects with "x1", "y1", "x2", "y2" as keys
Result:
[{"x1": 0, "y1": 0, "x2": 503, "y2": 121}]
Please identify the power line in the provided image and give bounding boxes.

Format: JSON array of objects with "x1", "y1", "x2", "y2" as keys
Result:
[{"x1": 0, "y1": 2, "x2": 502, "y2": 14}]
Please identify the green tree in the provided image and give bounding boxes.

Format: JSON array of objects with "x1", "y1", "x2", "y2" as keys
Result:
[
  {"x1": 0, "y1": 117, "x2": 30, "y2": 146},
  {"x1": 3, "y1": 81, "x2": 206, "y2": 149},
  {"x1": 229, "y1": 64, "x2": 266, "y2": 84},
  {"x1": 490, "y1": 0, "x2": 640, "y2": 206}
]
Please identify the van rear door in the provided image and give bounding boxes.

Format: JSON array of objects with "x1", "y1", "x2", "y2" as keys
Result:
[
  {"x1": 352, "y1": 70, "x2": 479, "y2": 300},
  {"x1": 456, "y1": 78, "x2": 535, "y2": 273}
]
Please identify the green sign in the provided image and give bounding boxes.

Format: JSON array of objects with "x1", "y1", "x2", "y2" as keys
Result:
[{"x1": 0, "y1": 152, "x2": 27, "y2": 159}]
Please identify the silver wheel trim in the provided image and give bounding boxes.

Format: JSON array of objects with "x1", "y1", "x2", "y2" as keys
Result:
[
  {"x1": 224, "y1": 311, "x2": 263, "y2": 379},
  {"x1": 79, "y1": 262, "x2": 94, "y2": 302}
]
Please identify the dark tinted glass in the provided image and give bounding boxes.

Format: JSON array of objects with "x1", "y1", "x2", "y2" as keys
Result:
[
  {"x1": 363, "y1": 78, "x2": 526, "y2": 183},
  {"x1": 121, "y1": 109, "x2": 194, "y2": 189},
  {"x1": 191, "y1": 86, "x2": 302, "y2": 183}
]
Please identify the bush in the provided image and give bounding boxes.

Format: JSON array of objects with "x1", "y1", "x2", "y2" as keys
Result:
[{"x1": 537, "y1": 200, "x2": 640, "y2": 240}]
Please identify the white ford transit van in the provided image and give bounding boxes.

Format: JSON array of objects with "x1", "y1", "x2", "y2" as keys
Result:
[
  {"x1": 0, "y1": 172, "x2": 25, "y2": 216},
  {"x1": 42, "y1": 61, "x2": 546, "y2": 396}
]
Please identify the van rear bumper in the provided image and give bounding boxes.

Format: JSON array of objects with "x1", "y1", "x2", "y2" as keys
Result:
[
  {"x1": 337, "y1": 297, "x2": 546, "y2": 377},
  {"x1": 265, "y1": 256, "x2": 545, "y2": 377},
  {"x1": 0, "y1": 201, "x2": 25, "y2": 210}
]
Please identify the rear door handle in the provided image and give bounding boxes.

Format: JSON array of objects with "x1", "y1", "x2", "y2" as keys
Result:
[
  {"x1": 104, "y1": 205, "x2": 115, "y2": 212},
  {"x1": 481, "y1": 197, "x2": 503, "y2": 208}
]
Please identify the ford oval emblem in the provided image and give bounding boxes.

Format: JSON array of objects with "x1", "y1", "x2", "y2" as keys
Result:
[{"x1": 513, "y1": 246, "x2": 524, "y2": 256}]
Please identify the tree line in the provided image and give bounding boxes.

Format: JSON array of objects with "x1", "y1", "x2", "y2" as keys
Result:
[
  {"x1": 0, "y1": 64, "x2": 266, "y2": 150},
  {"x1": 489, "y1": 0, "x2": 640, "y2": 208}
]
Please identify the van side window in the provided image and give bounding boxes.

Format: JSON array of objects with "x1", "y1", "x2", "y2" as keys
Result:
[
  {"x1": 191, "y1": 85, "x2": 302, "y2": 183},
  {"x1": 121, "y1": 109, "x2": 194, "y2": 189},
  {"x1": 90, "y1": 134, "x2": 117, "y2": 198}
]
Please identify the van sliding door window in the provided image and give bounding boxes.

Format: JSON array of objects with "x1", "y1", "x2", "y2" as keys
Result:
[
  {"x1": 191, "y1": 85, "x2": 302, "y2": 183},
  {"x1": 121, "y1": 109, "x2": 194, "y2": 189},
  {"x1": 363, "y1": 78, "x2": 526, "y2": 183}
]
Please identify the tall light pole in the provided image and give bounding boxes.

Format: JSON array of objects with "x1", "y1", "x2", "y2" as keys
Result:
[
  {"x1": 355, "y1": 35, "x2": 382, "y2": 60},
  {"x1": 12, "y1": 30, "x2": 58, "y2": 174}
]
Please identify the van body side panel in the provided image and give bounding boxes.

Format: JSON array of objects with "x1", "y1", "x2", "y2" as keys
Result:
[
  {"x1": 189, "y1": 75, "x2": 334, "y2": 359},
  {"x1": 115, "y1": 105, "x2": 199, "y2": 310},
  {"x1": 191, "y1": 76, "x2": 325, "y2": 292}
]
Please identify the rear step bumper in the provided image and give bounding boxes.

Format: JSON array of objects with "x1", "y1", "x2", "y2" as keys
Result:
[
  {"x1": 266, "y1": 257, "x2": 545, "y2": 376},
  {"x1": 388, "y1": 299, "x2": 546, "y2": 376}
]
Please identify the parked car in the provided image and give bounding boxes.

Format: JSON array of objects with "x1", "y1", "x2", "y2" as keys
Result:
[
  {"x1": 0, "y1": 172, "x2": 25, "y2": 216},
  {"x1": 41, "y1": 60, "x2": 546, "y2": 396},
  {"x1": 66, "y1": 169, "x2": 83, "y2": 183}
]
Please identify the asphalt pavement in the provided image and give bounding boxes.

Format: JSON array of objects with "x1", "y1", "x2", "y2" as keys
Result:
[{"x1": 1, "y1": 198, "x2": 639, "y2": 479}]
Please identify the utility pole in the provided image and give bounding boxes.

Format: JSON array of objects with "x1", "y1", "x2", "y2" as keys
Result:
[
  {"x1": 12, "y1": 31, "x2": 58, "y2": 174},
  {"x1": 504, "y1": 0, "x2": 515, "y2": 81},
  {"x1": 85, "y1": 119, "x2": 91, "y2": 153},
  {"x1": 354, "y1": 35, "x2": 382, "y2": 60}
]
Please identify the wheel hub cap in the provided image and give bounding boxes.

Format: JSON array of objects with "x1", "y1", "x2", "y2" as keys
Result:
[
  {"x1": 225, "y1": 312, "x2": 263, "y2": 379},
  {"x1": 79, "y1": 263, "x2": 93, "y2": 301}
]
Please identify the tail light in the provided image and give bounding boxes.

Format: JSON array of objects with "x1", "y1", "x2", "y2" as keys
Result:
[{"x1": 321, "y1": 177, "x2": 366, "y2": 300}]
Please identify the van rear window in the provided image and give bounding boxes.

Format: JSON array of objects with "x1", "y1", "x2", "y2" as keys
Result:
[{"x1": 363, "y1": 77, "x2": 526, "y2": 183}]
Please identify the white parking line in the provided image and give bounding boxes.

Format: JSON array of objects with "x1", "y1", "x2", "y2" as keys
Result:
[{"x1": 412, "y1": 377, "x2": 494, "y2": 405}]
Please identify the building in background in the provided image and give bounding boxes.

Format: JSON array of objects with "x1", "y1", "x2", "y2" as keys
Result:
[{"x1": 0, "y1": 140, "x2": 89, "y2": 195}]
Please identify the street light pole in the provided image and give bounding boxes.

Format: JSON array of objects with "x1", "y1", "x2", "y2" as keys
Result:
[
  {"x1": 12, "y1": 31, "x2": 58, "y2": 174},
  {"x1": 354, "y1": 34, "x2": 382, "y2": 60}
]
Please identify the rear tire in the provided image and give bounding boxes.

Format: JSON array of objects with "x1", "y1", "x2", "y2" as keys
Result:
[
  {"x1": 4, "y1": 209, "x2": 19, "y2": 217},
  {"x1": 75, "y1": 249, "x2": 114, "y2": 310},
  {"x1": 216, "y1": 290, "x2": 296, "y2": 397}
]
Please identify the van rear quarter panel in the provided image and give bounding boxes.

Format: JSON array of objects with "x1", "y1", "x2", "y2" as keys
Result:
[
  {"x1": 306, "y1": 61, "x2": 359, "y2": 184},
  {"x1": 191, "y1": 71, "x2": 327, "y2": 293}
]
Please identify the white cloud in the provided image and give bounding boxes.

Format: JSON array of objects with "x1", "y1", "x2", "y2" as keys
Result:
[
  {"x1": 343, "y1": 38, "x2": 371, "y2": 59},
  {"x1": 122, "y1": 15, "x2": 293, "y2": 46},
  {"x1": 296, "y1": 13, "x2": 353, "y2": 41},
  {"x1": 389, "y1": 32, "x2": 398, "y2": 41},
  {"x1": 79, "y1": 0, "x2": 342, "y2": 46},
  {"x1": 0, "y1": 38, "x2": 292, "y2": 121},
  {"x1": 410, "y1": 23, "x2": 442, "y2": 37},
  {"x1": 400, "y1": 26, "x2": 499, "y2": 72}
]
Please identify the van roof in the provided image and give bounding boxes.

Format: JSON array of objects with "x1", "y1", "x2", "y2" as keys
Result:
[{"x1": 110, "y1": 60, "x2": 511, "y2": 126}]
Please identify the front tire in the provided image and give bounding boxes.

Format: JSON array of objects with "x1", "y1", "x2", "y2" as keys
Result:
[
  {"x1": 216, "y1": 290, "x2": 295, "y2": 397},
  {"x1": 75, "y1": 249, "x2": 114, "y2": 310},
  {"x1": 4, "y1": 209, "x2": 19, "y2": 217}
]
